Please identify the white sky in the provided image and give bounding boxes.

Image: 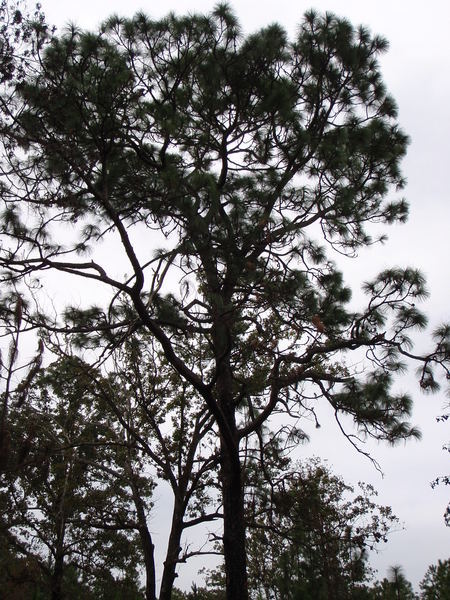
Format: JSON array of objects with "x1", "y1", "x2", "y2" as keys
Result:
[{"x1": 36, "y1": 0, "x2": 450, "y2": 592}]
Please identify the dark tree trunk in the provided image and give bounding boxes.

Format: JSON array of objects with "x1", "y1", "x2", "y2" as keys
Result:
[
  {"x1": 129, "y1": 463, "x2": 157, "y2": 600},
  {"x1": 51, "y1": 550, "x2": 64, "y2": 600},
  {"x1": 213, "y1": 313, "x2": 249, "y2": 600},
  {"x1": 159, "y1": 499, "x2": 185, "y2": 600},
  {"x1": 139, "y1": 523, "x2": 157, "y2": 600},
  {"x1": 135, "y1": 502, "x2": 157, "y2": 600},
  {"x1": 51, "y1": 490, "x2": 67, "y2": 600},
  {"x1": 221, "y1": 438, "x2": 248, "y2": 600}
]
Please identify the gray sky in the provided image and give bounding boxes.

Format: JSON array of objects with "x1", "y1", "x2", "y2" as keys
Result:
[{"x1": 37, "y1": 0, "x2": 450, "y2": 591}]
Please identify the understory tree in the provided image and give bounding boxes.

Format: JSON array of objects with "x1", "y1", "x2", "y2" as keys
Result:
[
  {"x1": 0, "y1": 313, "x2": 222, "y2": 599},
  {"x1": 204, "y1": 458, "x2": 398, "y2": 600},
  {"x1": 245, "y1": 459, "x2": 397, "y2": 600},
  {"x1": 0, "y1": 4, "x2": 449, "y2": 598},
  {"x1": 419, "y1": 559, "x2": 450, "y2": 600},
  {"x1": 100, "y1": 328, "x2": 222, "y2": 599},
  {"x1": 0, "y1": 354, "x2": 147, "y2": 599}
]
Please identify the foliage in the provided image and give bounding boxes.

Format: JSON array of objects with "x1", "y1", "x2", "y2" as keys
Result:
[
  {"x1": 369, "y1": 566, "x2": 417, "y2": 600},
  {"x1": 0, "y1": 545, "x2": 48, "y2": 599},
  {"x1": 0, "y1": 296, "x2": 44, "y2": 471},
  {"x1": 1, "y1": 311, "x2": 223, "y2": 599},
  {"x1": 420, "y1": 559, "x2": 450, "y2": 600},
  {"x1": 173, "y1": 584, "x2": 226, "y2": 600},
  {"x1": 0, "y1": 0, "x2": 49, "y2": 84},
  {"x1": 0, "y1": 355, "x2": 147, "y2": 598},
  {"x1": 207, "y1": 458, "x2": 398, "y2": 599},
  {"x1": 103, "y1": 328, "x2": 222, "y2": 599}
]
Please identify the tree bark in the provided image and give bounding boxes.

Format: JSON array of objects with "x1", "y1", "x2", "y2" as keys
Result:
[
  {"x1": 52, "y1": 455, "x2": 70, "y2": 600},
  {"x1": 138, "y1": 522, "x2": 157, "y2": 600},
  {"x1": 213, "y1": 308, "x2": 249, "y2": 600},
  {"x1": 130, "y1": 480, "x2": 157, "y2": 600}
]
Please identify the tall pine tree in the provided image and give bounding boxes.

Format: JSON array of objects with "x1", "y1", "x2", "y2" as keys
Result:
[{"x1": 1, "y1": 5, "x2": 448, "y2": 597}]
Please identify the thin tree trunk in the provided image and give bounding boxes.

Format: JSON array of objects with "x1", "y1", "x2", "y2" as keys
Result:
[
  {"x1": 51, "y1": 453, "x2": 71, "y2": 600},
  {"x1": 127, "y1": 451, "x2": 157, "y2": 600},
  {"x1": 159, "y1": 499, "x2": 185, "y2": 600},
  {"x1": 131, "y1": 480, "x2": 157, "y2": 600}
]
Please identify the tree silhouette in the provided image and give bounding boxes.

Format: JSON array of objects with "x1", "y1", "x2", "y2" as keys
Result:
[{"x1": 0, "y1": 5, "x2": 448, "y2": 598}]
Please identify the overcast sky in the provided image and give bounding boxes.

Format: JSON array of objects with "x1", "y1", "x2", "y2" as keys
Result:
[{"x1": 36, "y1": 0, "x2": 450, "y2": 591}]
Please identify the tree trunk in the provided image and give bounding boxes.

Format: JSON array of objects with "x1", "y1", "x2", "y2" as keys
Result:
[
  {"x1": 51, "y1": 550, "x2": 64, "y2": 600},
  {"x1": 128, "y1": 460, "x2": 157, "y2": 600},
  {"x1": 139, "y1": 523, "x2": 157, "y2": 600},
  {"x1": 159, "y1": 499, "x2": 185, "y2": 600},
  {"x1": 221, "y1": 438, "x2": 248, "y2": 600},
  {"x1": 213, "y1": 312, "x2": 249, "y2": 600},
  {"x1": 52, "y1": 464, "x2": 69, "y2": 600}
]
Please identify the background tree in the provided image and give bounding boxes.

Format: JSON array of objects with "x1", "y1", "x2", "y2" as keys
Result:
[
  {"x1": 172, "y1": 584, "x2": 225, "y2": 600},
  {"x1": 206, "y1": 457, "x2": 398, "y2": 600},
  {"x1": 419, "y1": 559, "x2": 450, "y2": 600},
  {"x1": 0, "y1": 355, "x2": 146, "y2": 599},
  {"x1": 369, "y1": 566, "x2": 417, "y2": 600},
  {"x1": 98, "y1": 328, "x2": 223, "y2": 599},
  {"x1": 0, "y1": 0, "x2": 50, "y2": 85},
  {"x1": 0, "y1": 6, "x2": 448, "y2": 598},
  {"x1": 0, "y1": 296, "x2": 43, "y2": 472},
  {"x1": 1, "y1": 297, "x2": 224, "y2": 600},
  {"x1": 0, "y1": 545, "x2": 48, "y2": 599}
]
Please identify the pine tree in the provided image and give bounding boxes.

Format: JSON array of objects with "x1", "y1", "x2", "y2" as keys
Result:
[
  {"x1": 420, "y1": 559, "x2": 450, "y2": 600},
  {"x1": 1, "y1": 5, "x2": 448, "y2": 598}
]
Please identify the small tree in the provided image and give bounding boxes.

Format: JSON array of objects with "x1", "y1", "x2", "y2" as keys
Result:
[
  {"x1": 370, "y1": 566, "x2": 417, "y2": 600},
  {"x1": 0, "y1": 356, "x2": 146, "y2": 599},
  {"x1": 100, "y1": 329, "x2": 222, "y2": 598},
  {"x1": 208, "y1": 458, "x2": 398, "y2": 600},
  {"x1": 420, "y1": 559, "x2": 450, "y2": 600}
]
